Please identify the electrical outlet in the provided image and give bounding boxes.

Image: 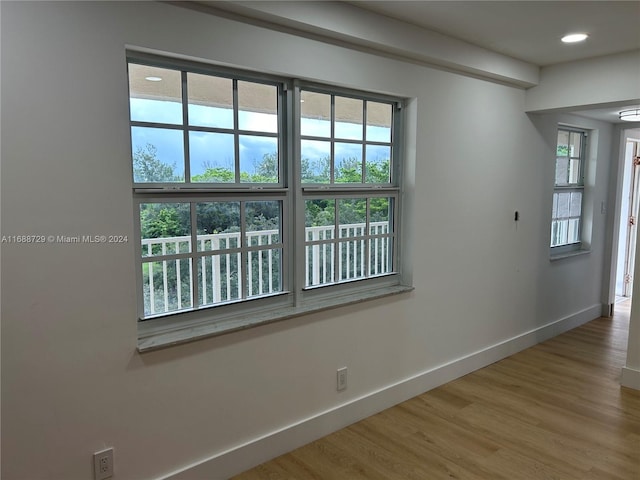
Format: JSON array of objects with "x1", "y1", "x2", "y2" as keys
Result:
[
  {"x1": 93, "y1": 448, "x2": 114, "y2": 480},
  {"x1": 337, "y1": 367, "x2": 347, "y2": 391}
]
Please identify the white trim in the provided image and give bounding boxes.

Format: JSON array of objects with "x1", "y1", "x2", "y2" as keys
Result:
[
  {"x1": 550, "y1": 247, "x2": 590, "y2": 261},
  {"x1": 138, "y1": 284, "x2": 412, "y2": 351},
  {"x1": 621, "y1": 366, "x2": 640, "y2": 390},
  {"x1": 161, "y1": 303, "x2": 601, "y2": 480}
]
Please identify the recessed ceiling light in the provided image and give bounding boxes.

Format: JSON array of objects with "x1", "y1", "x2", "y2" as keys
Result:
[
  {"x1": 619, "y1": 109, "x2": 640, "y2": 122},
  {"x1": 145, "y1": 76, "x2": 162, "y2": 82},
  {"x1": 561, "y1": 33, "x2": 588, "y2": 44}
]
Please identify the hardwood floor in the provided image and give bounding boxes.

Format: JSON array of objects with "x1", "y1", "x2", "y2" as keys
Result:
[{"x1": 233, "y1": 302, "x2": 640, "y2": 479}]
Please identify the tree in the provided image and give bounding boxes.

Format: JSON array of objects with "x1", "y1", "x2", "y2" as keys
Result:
[
  {"x1": 335, "y1": 157, "x2": 363, "y2": 183},
  {"x1": 301, "y1": 156, "x2": 330, "y2": 183},
  {"x1": 196, "y1": 202, "x2": 240, "y2": 235},
  {"x1": 140, "y1": 203, "x2": 190, "y2": 243},
  {"x1": 255, "y1": 152, "x2": 278, "y2": 181},
  {"x1": 366, "y1": 159, "x2": 390, "y2": 184},
  {"x1": 142, "y1": 208, "x2": 181, "y2": 237},
  {"x1": 191, "y1": 153, "x2": 279, "y2": 183},
  {"x1": 191, "y1": 167, "x2": 235, "y2": 183},
  {"x1": 133, "y1": 143, "x2": 180, "y2": 182},
  {"x1": 137, "y1": 147, "x2": 390, "y2": 235}
]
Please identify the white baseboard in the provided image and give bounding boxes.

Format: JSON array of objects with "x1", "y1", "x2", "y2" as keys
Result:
[
  {"x1": 621, "y1": 367, "x2": 640, "y2": 390},
  {"x1": 163, "y1": 304, "x2": 601, "y2": 480}
]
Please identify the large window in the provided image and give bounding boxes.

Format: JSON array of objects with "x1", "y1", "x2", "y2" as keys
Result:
[
  {"x1": 551, "y1": 128, "x2": 586, "y2": 250},
  {"x1": 128, "y1": 54, "x2": 407, "y2": 347}
]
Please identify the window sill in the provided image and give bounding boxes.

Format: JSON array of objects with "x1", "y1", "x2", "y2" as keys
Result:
[
  {"x1": 137, "y1": 284, "x2": 414, "y2": 352},
  {"x1": 550, "y1": 248, "x2": 590, "y2": 261}
]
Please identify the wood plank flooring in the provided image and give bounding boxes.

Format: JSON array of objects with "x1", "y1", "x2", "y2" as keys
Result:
[{"x1": 233, "y1": 302, "x2": 640, "y2": 479}]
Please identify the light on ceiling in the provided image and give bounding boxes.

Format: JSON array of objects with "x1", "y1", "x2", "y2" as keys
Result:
[
  {"x1": 561, "y1": 33, "x2": 588, "y2": 43},
  {"x1": 619, "y1": 109, "x2": 640, "y2": 122},
  {"x1": 145, "y1": 76, "x2": 162, "y2": 82}
]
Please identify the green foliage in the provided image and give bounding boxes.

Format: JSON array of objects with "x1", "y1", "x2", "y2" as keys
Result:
[
  {"x1": 369, "y1": 197, "x2": 390, "y2": 222},
  {"x1": 366, "y1": 159, "x2": 390, "y2": 183},
  {"x1": 301, "y1": 156, "x2": 330, "y2": 183},
  {"x1": 140, "y1": 203, "x2": 190, "y2": 242},
  {"x1": 138, "y1": 148, "x2": 392, "y2": 315},
  {"x1": 255, "y1": 152, "x2": 278, "y2": 181},
  {"x1": 304, "y1": 158, "x2": 390, "y2": 226},
  {"x1": 338, "y1": 198, "x2": 367, "y2": 224},
  {"x1": 192, "y1": 167, "x2": 235, "y2": 183},
  {"x1": 196, "y1": 202, "x2": 240, "y2": 235},
  {"x1": 246, "y1": 201, "x2": 281, "y2": 231},
  {"x1": 139, "y1": 147, "x2": 391, "y2": 235},
  {"x1": 305, "y1": 199, "x2": 335, "y2": 227},
  {"x1": 133, "y1": 144, "x2": 180, "y2": 182},
  {"x1": 305, "y1": 197, "x2": 390, "y2": 227},
  {"x1": 144, "y1": 208, "x2": 182, "y2": 237},
  {"x1": 192, "y1": 153, "x2": 279, "y2": 184},
  {"x1": 335, "y1": 157, "x2": 363, "y2": 183},
  {"x1": 302, "y1": 156, "x2": 389, "y2": 184}
]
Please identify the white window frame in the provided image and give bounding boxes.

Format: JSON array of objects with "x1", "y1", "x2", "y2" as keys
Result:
[
  {"x1": 550, "y1": 127, "x2": 587, "y2": 256},
  {"x1": 129, "y1": 53, "x2": 412, "y2": 351}
]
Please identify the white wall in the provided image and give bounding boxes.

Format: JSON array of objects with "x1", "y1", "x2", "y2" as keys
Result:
[
  {"x1": 624, "y1": 235, "x2": 640, "y2": 389},
  {"x1": 525, "y1": 50, "x2": 640, "y2": 113},
  {"x1": 0, "y1": 2, "x2": 616, "y2": 479}
]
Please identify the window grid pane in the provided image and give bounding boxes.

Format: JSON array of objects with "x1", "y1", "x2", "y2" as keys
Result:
[
  {"x1": 300, "y1": 90, "x2": 395, "y2": 186},
  {"x1": 550, "y1": 190, "x2": 583, "y2": 247},
  {"x1": 138, "y1": 197, "x2": 284, "y2": 317},
  {"x1": 187, "y1": 73, "x2": 233, "y2": 129},
  {"x1": 305, "y1": 197, "x2": 394, "y2": 287},
  {"x1": 554, "y1": 129, "x2": 584, "y2": 188},
  {"x1": 129, "y1": 63, "x2": 281, "y2": 186},
  {"x1": 129, "y1": 64, "x2": 183, "y2": 125}
]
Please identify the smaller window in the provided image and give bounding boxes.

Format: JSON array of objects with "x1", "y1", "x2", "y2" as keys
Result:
[{"x1": 550, "y1": 128, "x2": 586, "y2": 250}]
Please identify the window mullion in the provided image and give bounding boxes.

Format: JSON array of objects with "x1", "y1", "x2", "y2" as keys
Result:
[
  {"x1": 240, "y1": 201, "x2": 248, "y2": 299},
  {"x1": 392, "y1": 194, "x2": 399, "y2": 273},
  {"x1": 233, "y1": 79, "x2": 241, "y2": 184},
  {"x1": 181, "y1": 71, "x2": 191, "y2": 183},
  {"x1": 581, "y1": 133, "x2": 587, "y2": 184},
  {"x1": 362, "y1": 100, "x2": 367, "y2": 183},
  {"x1": 334, "y1": 199, "x2": 340, "y2": 283},
  {"x1": 330, "y1": 95, "x2": 336, "y2": 184},
  {"x1": 190, "y1": 202, "x2": 199, "y2": 311},
  {"x1": 291, "y1": 83, "x2": 305, "y2": 305},
  {"x1": 365, "y1": 198, "x2": 371, "y2": 277}
]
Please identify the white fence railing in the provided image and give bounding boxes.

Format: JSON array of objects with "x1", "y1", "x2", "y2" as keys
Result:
[{"x1": 141, "y1": 222, "x2": 390, "y2": 316}]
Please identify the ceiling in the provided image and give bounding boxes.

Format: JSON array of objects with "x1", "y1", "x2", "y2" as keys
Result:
[
  {"x1": 348, "y1": 1, "x2": 640, "y2": 67},
  {"x1": 195, "y1": 0, "x2": 640, "y2": 123},
  {"x1": 348, "y1": 1, "x2": 640, "y2": 123}
]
